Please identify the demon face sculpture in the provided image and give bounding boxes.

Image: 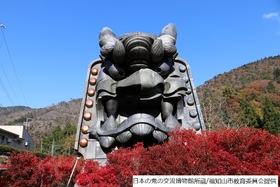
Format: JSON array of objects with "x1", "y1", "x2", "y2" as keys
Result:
[{"x1": 75, "y1": 23, "x2": 205, "y2": 160}]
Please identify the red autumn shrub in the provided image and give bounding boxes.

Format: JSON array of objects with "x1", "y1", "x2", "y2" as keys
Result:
[
  {"x1": 2, "y1": 128, "x2": 279, "y2": 187},
  {"x1": 1, "y1": 151, "x2": 41, "y2": 187},
  {"x1": 40, "y1": 155, "x2": 82, "y2": 186},
  {"x1": 74, "y1": 160, "x2": 119, "y2": 187},
  {"x1": 103, "y1": 127, "x2": 280, "y2": 186},
  {"x1": 213, "y1": 128, "x2": 280, "y2": 175},
  {"x1": 1, "y1": 152, "x2": 83, "y2": 187},
  {"x1": 106, "y1": 143, "x2": 146, "y2": 187}
]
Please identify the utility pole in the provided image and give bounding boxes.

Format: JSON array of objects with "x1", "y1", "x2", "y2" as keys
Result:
[
  {"x1": 51, "y1": 138, "x2": 55, "y2": 156},
  {"x1": 40, "y1": 136, "x2": 43, "y2": 153},
  {"x1": 24, "y1": 117, "x2": 32, "y2": 131}
]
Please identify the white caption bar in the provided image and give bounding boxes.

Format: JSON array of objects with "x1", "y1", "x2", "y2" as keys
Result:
[{"x1": 133, "y1": 175, "x2": 278, "y2": 187}]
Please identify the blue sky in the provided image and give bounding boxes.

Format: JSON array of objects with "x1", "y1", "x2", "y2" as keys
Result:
[{"x1": 0, "y1": 0, "x2": 279, "y2": 108}]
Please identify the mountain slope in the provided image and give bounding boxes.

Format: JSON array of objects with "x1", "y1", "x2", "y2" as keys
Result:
[
  {"x1": 197, "y1": 55, "x2": 280, "y2": 133},
  {"x1": 0, "y1": 99, "x2": 81, "y2": 143},
  {"x1": 200, "y1": 55, "x2": 280, "y2": 90}
]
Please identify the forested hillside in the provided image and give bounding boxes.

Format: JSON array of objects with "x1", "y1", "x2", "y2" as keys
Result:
[
  {"x1": 0, "y1": 98, "x2": 81, "y2": 155},
  {"x1": 197, "y1": 55, "x2": 280, "y2": 134}
]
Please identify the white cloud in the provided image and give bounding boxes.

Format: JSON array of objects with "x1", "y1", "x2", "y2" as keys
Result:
[
  {"x1": 262, "y1": 12, "x2": 280, "y2": 23},
  {"x1": 263, "y1": 12, "x2": 280, "y2": 36},
  {"x1": 263, "y1": 12, "x2": 279, "y2": 19}
]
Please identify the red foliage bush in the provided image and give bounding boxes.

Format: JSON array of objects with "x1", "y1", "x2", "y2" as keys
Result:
[
  {"x1": 75, "y1": 128, "x2": 280, "y2": 186},
  {"x1": 1, "y1": 151, "x2": 41, "y2": 187},
  {"x1": 74, "y1": 160, "x2": 119, "y2": 187},
  {"x1": 40, "y1": 155, "x2": 82, "y2": 186},
  {"x1": 1, "y1": 152, "x2": 83, "y2": 187},
  {"x1": 1, "y1": 128, "x2": 279, "y2": 187}
]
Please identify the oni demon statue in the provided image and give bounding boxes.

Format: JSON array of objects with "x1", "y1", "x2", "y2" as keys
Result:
[{"x1": 75, "y1": 23, "x2": 205, "y2": 162}]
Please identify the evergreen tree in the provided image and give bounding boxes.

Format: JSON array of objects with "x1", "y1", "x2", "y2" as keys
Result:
[
  {"x1": 37, "y1": 124, "x2": 76, "y2": 156},
  {"x1": 222, "y1": 85, "x2": 237, "y2": 98},
  {"x1": 262, "y1": 97, "x2": 280, "y2": 135},
  {"x1": 273, "y1": 67, "x2": 280, "y2": 83},
  {"x1": 267, "y1": 81, "x2": 276, "y2": 93},
  {"x1": 239, "y1": 98, "x2": 260, "y2": 128}
]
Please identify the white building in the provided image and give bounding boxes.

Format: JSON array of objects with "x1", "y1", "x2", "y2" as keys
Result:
[{"x1": 0, "y1": 125, "x2": 35, "y2": 150}]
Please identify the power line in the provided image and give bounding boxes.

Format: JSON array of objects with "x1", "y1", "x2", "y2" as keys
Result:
[
  {"x1": 0, "y1": 76, "x2": 15, "y2": 105},
  {"x1": 0, "y1": 24, "x2": 28, "y2": 106},
  {"x1": 0, "y1": 103, "x2": 9, "y2": 115},
  {"x1": 0, "y1": 59, "x2": 20, "y2": 104},
  {"x1": 0, "y1": 24, "x2": 18, "y2": 105},
  {"x1": 0, "y1": 37, "x2": 21, "y2": 105},
  {"x1": 0, "y1": 24, "x2": 16, "y2": 105}
]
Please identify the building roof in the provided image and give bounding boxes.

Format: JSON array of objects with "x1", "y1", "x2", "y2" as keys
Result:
[
  {"x1": 0, "y1": 128, "x2": 19, "y2": 138},
  {"x1": 0, "y1": 126, "x2": 24, "y2": 138}
]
